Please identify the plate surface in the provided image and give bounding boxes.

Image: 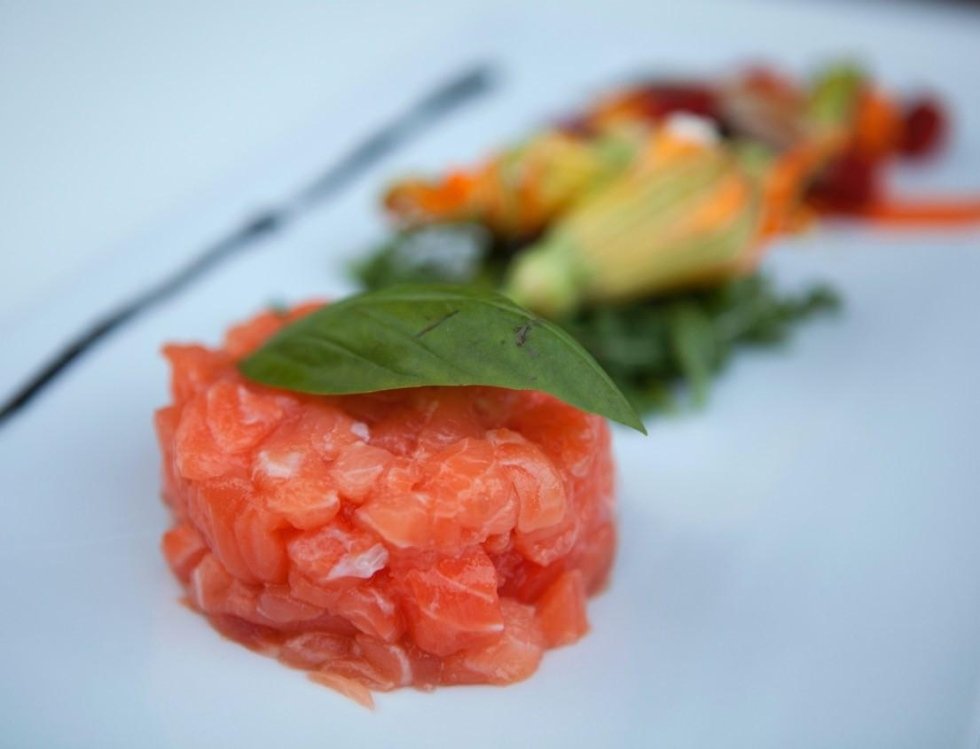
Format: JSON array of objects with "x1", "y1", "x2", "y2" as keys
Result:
[{"x1": 2, "y1": 3, "x2": 980, "y2": 747}]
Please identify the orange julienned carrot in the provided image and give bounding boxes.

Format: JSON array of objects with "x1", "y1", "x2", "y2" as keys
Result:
[{"x1": 861, "y1": 198, "x2": 980, "y2": 226}]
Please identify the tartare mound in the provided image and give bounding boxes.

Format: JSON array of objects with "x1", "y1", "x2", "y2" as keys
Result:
[{"x1": 155, "y1": 303, "x2": 616, "y2": 703}]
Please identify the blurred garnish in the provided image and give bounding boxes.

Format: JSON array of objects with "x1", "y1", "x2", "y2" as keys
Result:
[
  {"x1": 353, "y1": 222, "x2": 506, "y2": 290},
  {"x1": 385, "y1": 61, "x2": 977, "y2": 233},
  {"x1": 504, "y1": 130, "x2": 761, "y2": 315},
  {"x1": 560, "y1": 276, "x2": 839, "y2": 412},
  {"x1": 353, "y1": 58, "x2": 976, "y2": 417}
]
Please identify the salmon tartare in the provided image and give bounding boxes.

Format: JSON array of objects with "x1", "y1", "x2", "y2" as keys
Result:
[{"x1": 155, "y1": 303, "x2": 616, "y2": 704}]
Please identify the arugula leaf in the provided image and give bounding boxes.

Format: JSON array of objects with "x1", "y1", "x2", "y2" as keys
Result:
[
  {"x1": 353, "y1": 223, "x2": 501, "y2": 289},
  {"x1": 563, "y1": 276, "x2": 840, "y2": 410},
  {"x1": 240, "y1": 284, "x2": 646, "y2": 433},
  {"x1": 666, "y1": 301, "x2": 717, "y2": 406}
]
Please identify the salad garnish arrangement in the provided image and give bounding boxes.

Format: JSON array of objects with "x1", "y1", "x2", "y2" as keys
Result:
[{"x1": 358, "y1": 60, "x2": 979, "y2": 410}]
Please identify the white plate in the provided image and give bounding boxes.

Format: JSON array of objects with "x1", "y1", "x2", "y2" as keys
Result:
[{"x1": 3, "y1": 3, "x2": 980, "y2": 747}]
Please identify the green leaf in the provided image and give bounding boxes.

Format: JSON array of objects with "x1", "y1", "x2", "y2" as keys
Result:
[
  {"x1": 666, "y1": 301, "x2": 717, "y2": 406},
  {"x1": 807, "y1": 62, "x2": 865, "y2": 129},
  {"x1": 352, "y1": 223, "x2": 498, "y2": 290},
  {"x1": 239, "y1": 283, "x2": 646, "y2": 433}
]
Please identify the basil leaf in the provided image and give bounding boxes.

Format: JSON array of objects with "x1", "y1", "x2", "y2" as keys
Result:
[{"x1": 239, "y1": 284, "x2": 646, "y2": 433}]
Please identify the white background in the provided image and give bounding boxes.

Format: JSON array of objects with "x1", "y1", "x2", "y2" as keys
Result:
[
  {"x1": 2, "y1": 2, "x2": 980, "y2": 747},
  {"x1": 0, "y1": 0, "x2": 496, "y2": 325}
]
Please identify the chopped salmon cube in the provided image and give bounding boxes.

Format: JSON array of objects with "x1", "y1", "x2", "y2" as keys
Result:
[{"x1": 536, "y1": 570, "x2": 590, "y2": 648}]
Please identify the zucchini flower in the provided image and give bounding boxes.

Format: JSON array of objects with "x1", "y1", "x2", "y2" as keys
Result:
[{"x1": 505, "y1": 125, "x2": 763, "y2": 316}]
